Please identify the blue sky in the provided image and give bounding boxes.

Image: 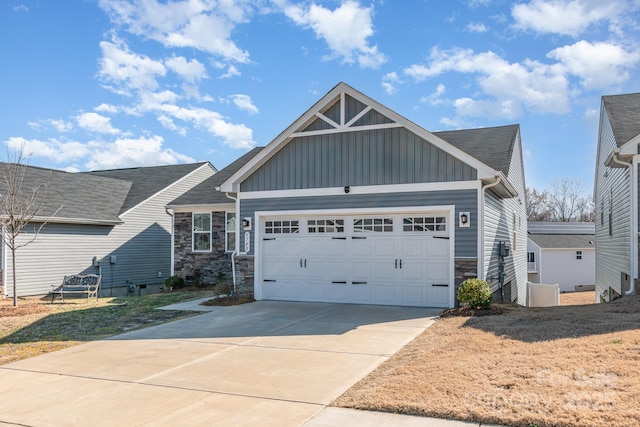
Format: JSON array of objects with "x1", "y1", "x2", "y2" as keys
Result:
[{"x1": 1, "y1": 0, "x2": 639, "y2": 193}]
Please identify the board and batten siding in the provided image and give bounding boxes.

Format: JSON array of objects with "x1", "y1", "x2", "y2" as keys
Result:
[
  {"x1": 4, "y1": 164, "x2": 216, "y2": 296},
  {"x1": 239, "y1": 189, "x2": 478, "y2": 259},
  {"x1": 241, "y1": 127, "x2": 477, "y2": 192},
  {"x1": 594, "y1": 110, "x2": 631, "y2": 299},
  {"x1": 483, "y1": 131, "x2": 527, "y2": 304}
]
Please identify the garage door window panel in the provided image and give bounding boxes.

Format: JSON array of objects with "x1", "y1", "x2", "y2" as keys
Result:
[
  {"x1": 353, "y1": 217, "x2": 393, "y2": 232},
  {"x1": 265, "y1": 220, "x2": 299, "y2": 234},
  {"x1": 308, "y1": 219, "x2": 344, "y2": 233},
  {"x1": 403, "y1": 216, "x2": 447, "y2": 232}
]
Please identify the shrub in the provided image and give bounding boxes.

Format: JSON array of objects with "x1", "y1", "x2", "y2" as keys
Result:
[
  {"x1": 164, "y1": 275, "x2": 185, "y2": 290},
  {"x1": 457, "y1": 278, "x2": 492, "y2": 308}
]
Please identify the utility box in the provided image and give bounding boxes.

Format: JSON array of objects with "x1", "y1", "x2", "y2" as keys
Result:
[{"x1": 528, "y1": 282, "x2": 559, "y2": 307}]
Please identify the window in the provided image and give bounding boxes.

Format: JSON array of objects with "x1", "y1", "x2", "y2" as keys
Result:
[
  {"x1": 265, "y1": 220, "x2": 299, "y2": 234},
  {"x1": 354, "y1": 218, "x2": 393, "y2": 232},
  {"x1": 192, "y1": 213, "x2": 211, "y2": 252},
  {"x1": 403, "y1": 216, "x2": 447, "y2": 232},
  {"x1": 527, "y1": 252, "x2": 535, "y2": 263},
  {"x1": 308, "y1": 219, "x2": 344, "y2": 233},
  {"x1": 225, "y1": 212, "x2": 236, "y2": 252},
  {"x1": 576, "y1": 250, "x2": 583, "y2": 260}
]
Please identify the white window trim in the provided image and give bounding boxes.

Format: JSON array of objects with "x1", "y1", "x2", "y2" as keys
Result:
[
  {"x1": 225, "y1": 211, "x2": 236, "y2": 253},
  {"x1": 192, "y1": 212, "x2": 212, "y2": 253}
]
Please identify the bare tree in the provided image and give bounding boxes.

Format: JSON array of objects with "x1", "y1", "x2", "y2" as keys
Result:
[
  {"x1": 526, "y1": 187, "x2": 552, "y2": 221},
  {"x1": 547, "y1": 178, "x2": 593, "y2": 222},
  {"x1": 0, "y1": 147, "x2": 61, "y2": 307}
]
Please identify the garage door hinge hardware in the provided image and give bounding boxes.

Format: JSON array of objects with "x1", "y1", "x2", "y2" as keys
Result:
[
  {"x1": 395, "y1": 259, "x2": 403, "y2": 269},
  {"x1": 352, "y1": 236, "x2": 367, "y2": 239},
  {"x1": 432, "y1": 284, "x2": 449, "y2": 287},
  {"x1": 300, "y1": 259, "x2": 307, "y2": 268},
  {"x1": 352, "y1": 281, "x2": 368, "y2": 285},
  {"x1": 332, "y1": 237, "x2": 347, "y2": 240},
  {"x1": 433, "y1": 236, "x2": 449, "y2": 240},
  {"x1": 332, "y1": 281, "x2": 347, "y2": 284},
  {"x1": 264, "y1": 279, "x2": 276, "y2": 282}
]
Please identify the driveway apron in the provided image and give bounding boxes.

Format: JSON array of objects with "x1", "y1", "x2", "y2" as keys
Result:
[{"x1": 0, "y1": 301, "x2": 440, "y2": 426}]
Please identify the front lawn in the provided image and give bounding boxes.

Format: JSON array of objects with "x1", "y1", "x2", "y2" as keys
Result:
[
  {"x1": 334, "y1": 294, "x2": 640, "y2": 427},
  {"x1": 0, "y1": 287, "x2": 218, "y2": 365}
]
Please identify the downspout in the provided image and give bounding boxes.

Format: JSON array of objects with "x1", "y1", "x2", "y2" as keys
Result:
[
  {"x1": 165, "y1": 207, "x2": 175, "y2": 278},
  {"x1": 479, "y1": 176, "x2": 502, "y2": 281},
  {"x1": 224, "y1": 192, "x2": 238, "y2": 294},
  {"x1": 610, "y1": 152, "x2": 636, "y2": 296}
]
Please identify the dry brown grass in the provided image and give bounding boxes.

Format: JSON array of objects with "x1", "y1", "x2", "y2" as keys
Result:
[
  {"x1": 560, "y1": 290, "x2": 596, "y2": 306},
  {"x1": 335, "y1": 295, "x2": 640, "y2": 427}
]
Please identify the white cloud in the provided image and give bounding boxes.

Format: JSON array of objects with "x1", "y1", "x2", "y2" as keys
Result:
[
  {"x1": 13, "y1": 4, "x2": 28, "y2": 12},
  {"x1": 230, "y1": 94, "x2": 259, "y2": 114},
  {"x1": 5, "y1": 137, "x2": 90, "y2": 162},
  {"x1": 95, "y1": 103, "x2": 119, "y2": 114},
  {"x1": 98, "y1": 38, "x2": 167, "y2": 95},
  {"x1": 511, "y1": 0, "x2": 630, "y2": 36},
  {"x1": 382, "y1": 72, "x2": 401, "y2": 95},
  {"x1": 466, "y1": 22, "x2": 488, "y2": 33},
  {"x1": 548, "y1": 40, "x2": 640, "y2": 89},
  {"x1": 420, "y1": 84, "x2": 446, "y2": 106},
  {"x1": 220, "y1": 64, "x2": 241, "y2": 79},
  {"x1": 165, "y1": 55, "x2": 207, "y2": 83},
  {"x1": 404, "y1": 47, "x2": 570, "y2": 117},
  {"x1": 98, "y1": 0, "x2": 252, "y2": 63},
  {"x1": 28, "y1": 119, "x2": 74, "y2": 133},
  {"x1": 85, "y1": 135, "x2": 195, "y2": 170},
  {"x1": 76, "y1": 112, "x2": 120, "y2": 135},
  {"x1": 284, "y1": 0, "x2": 386, "y2": 69}
]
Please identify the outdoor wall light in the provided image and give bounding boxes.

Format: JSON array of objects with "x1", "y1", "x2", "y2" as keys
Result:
[
  {"x1": 242, "y1": 217, "x2": 252, "y2": 230},
  {"x1": 459, "y1": 212, "x2": 471, "y2": 228}
]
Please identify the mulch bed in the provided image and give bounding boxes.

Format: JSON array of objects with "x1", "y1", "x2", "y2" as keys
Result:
[
  {"x1": 440, "y1": 304, "x2": 508, "y2": 317},
  {"x1": 200, "y1": 294, "x2": 255, "y2": 306}
]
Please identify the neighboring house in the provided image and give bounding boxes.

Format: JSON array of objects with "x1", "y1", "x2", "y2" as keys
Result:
[
  {"x1": 171, "y1": 82, "x2": 527, "y2": 308},
  {"x1": 594, "y1": 92, "x2": 640, "y2": 302},
  {"x1": 527, "y1": 222, "x2": 595, "y2": 293},
  {"x1": 1, "y1": 162, "x2": 216, "y2": 297}
]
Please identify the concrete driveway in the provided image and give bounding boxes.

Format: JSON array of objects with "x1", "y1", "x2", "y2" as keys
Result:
[{"x1": 0, "y1": 300, "x2": 441, "y2": 426}]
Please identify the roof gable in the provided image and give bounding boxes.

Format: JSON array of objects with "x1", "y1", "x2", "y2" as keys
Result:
[
  {"x1": 602, "y1": 93, "x2": 640, "y2": 147},
  {"x1": 220, "y1": 82, "x2": 506, "y2": 193},
  {"x1": 85, "y1": 162, "x2": 211, "y2": 213}
]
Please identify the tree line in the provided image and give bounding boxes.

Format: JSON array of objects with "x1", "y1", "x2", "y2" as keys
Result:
[{"x1": 526, "y1": 178, "x2": 594, "y2": 222}]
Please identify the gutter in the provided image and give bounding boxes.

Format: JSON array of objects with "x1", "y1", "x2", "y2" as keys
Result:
[
  {"x1": 610, "y1": 151, "x2": 637, "y2": 296},
  {"x1": 479, "y1": 176, "x2": 502, "y2": 281},
  {"x1": 224, "y1": 191, "x2": 238, "y2": 294}
]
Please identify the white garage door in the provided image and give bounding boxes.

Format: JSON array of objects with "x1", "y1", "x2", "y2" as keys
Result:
[{"x1": 258, "y1": 212, "x2": 452, "y2": 307}]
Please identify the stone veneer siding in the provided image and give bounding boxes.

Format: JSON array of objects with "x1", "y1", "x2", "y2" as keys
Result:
[
  {"x1": 234, "y1": 255, "x2": 255, "y2": 296},
  {"x1": 173, "y1": 211, "x2": 233, "y2": 284},
  {"x1": 454, "y1": 258, "x2": 478, "y2": 306}
]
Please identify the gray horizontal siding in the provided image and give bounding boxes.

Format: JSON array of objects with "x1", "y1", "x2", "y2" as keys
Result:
[
  {"x1": 595, "y1": 110, "x2": 631, "y2": 298},
  {"x1": 240, "y1": 189, "x2": 478, "y2": 258},
  {"x1": 241, "y1": 127, "x2": 477, "y2": 191}
]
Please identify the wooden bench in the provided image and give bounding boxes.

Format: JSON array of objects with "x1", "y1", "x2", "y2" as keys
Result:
[{"x1": 50, "y1": 274, "x2": 101, "y2": 302}]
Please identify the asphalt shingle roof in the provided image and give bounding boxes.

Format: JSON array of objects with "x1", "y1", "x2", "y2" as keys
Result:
[
  {"x1": 168, "y1": 148, "x2": 263, "y2": 207},
  {"x1": 527, "y1": 221, "x2": 595, "y2": 249},
  {"x1": 602, "y1": 93, "x2": 640, "y2": 147},
  {"x1": 433, "y1": 124, "x2": 519, "y2": 174},
  {"x1": 0, "y1": 163, "x2": 131, "y2": 224},
  {"x1": 86, "y1": 162, "x2": 209, "y2": 213}
]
